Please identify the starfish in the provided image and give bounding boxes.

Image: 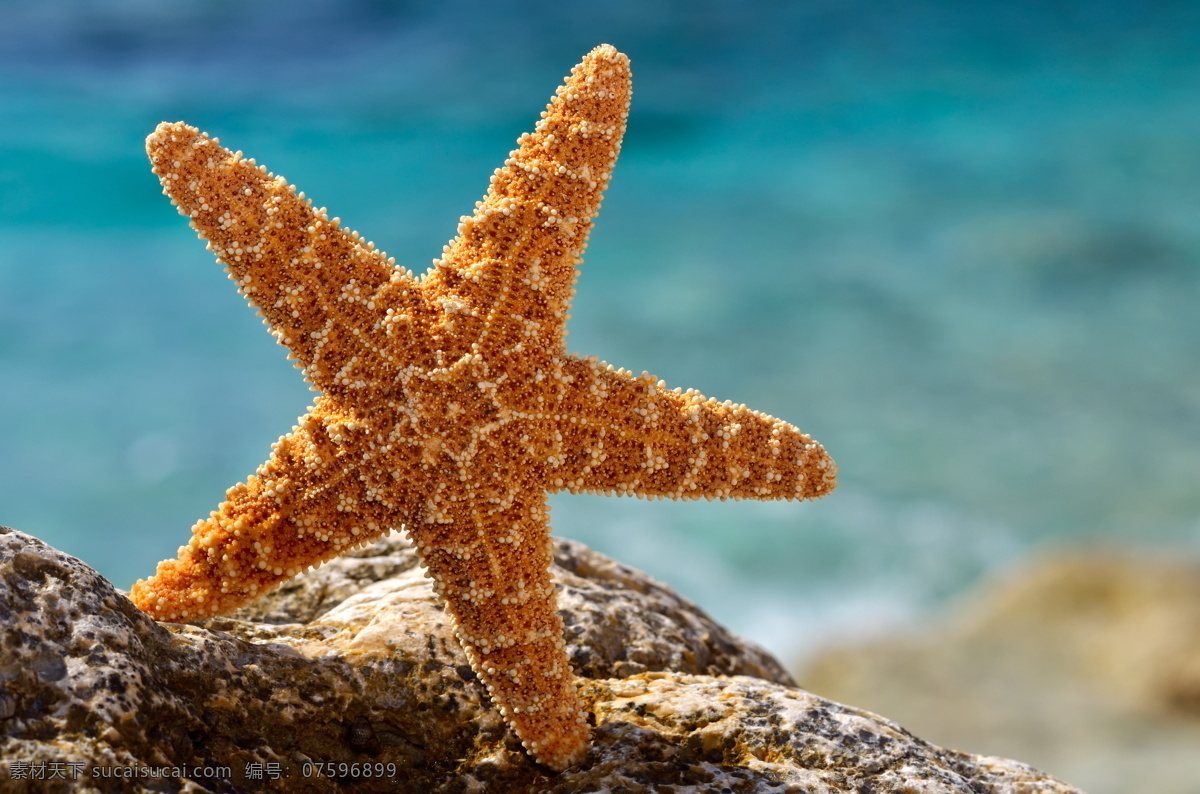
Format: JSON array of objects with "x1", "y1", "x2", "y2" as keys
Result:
[{"x1": 130, "y1": 44, "x2": 836, "y2": 771}]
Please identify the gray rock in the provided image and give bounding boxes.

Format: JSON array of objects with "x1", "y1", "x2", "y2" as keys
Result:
[
  {"x1": 800, "y1": 551, "x2": 1200, "y2": 794},
  {"x1": 0, "y1": 525, "x2": 1084, "y2": 793}
]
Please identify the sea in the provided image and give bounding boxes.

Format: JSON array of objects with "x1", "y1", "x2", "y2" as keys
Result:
[{"x1": 2, "y1": 0, "x2": 1199, "y2": 664}]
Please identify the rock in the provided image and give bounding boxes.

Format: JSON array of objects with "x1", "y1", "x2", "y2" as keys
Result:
[
  {"x1": 0, "y1": 525, "x2": 1083, "y2": 793},
  {"x1": 799, "y1": 550, "x2": 1200, "y2": 794}
]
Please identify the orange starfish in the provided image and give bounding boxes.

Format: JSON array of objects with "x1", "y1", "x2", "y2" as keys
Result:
[{"x1": 131, "y1": 44, "x2": 836, "y2": 770}]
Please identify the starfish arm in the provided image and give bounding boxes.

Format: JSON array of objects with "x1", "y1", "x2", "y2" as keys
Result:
[
  {"x1": 407, "y1": 487, "x2": 591, "y2": 772},
  {"x1": 146, "y1": 122, "x2": 437, "y2": 407},
  {"x1": 130, "y1": 396, "x2": 422, "y2": 621},
  {"x1": 536, "y1": 356, "x2": 837, "y2": 501},
  {"x1": 421, "y1": 44, "x2": 631, "y2": 367}
]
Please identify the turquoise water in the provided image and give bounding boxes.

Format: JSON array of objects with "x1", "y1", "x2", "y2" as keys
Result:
[{"x1": 3, "y1": 2, "x2": 1200, "y2": 661}]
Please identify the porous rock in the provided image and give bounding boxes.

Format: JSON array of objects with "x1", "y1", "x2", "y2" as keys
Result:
[{"x1": 0, "y1": 526, "x2": 1083, "y2": 793}]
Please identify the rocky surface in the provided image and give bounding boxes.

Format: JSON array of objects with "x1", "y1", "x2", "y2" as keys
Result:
[
  {"x1": 800, "y1": 550, "x2": 1200, "y2": 794},
  {"x1": 0, "y1": 525, "x2": 1084, "y2": 793}
]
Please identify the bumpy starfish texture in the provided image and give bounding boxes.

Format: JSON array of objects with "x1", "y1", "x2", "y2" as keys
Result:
[{"x1": 130, "y1": 44, "x2": 836, "y2": 771}]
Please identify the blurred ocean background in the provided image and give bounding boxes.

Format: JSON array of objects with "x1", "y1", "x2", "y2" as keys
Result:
[{"x1": 3, "y1": 0, "x2": 1200, "y2": 688}]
